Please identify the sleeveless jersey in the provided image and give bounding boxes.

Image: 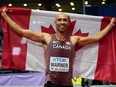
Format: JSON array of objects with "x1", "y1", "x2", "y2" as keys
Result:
[{"x1": 44, "y1": 34, "x2": 75, "y2": 86}]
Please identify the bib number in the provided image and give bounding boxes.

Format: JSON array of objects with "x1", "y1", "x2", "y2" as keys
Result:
[{"x1": 49, "y1": 57, "x2": 69, "y2": 72}]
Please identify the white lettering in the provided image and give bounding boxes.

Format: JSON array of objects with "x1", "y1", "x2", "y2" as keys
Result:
[{"x1": 53, "y1": 44, "x2": 71, "y2": 50}]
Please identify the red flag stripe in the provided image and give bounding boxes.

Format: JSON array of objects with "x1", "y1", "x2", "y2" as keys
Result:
[
  {"x1": 95, "y1": 17, "x2": 116, "y2": 83},
  {"x1": 1, "y1": 7, "x2": 31, "y2": 70}
]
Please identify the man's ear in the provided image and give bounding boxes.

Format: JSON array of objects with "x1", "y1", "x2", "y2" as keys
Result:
[
  {"x1": 68, "y1": 21, "x2": 70, "y2": 27},
  {"x1": 54, "y1": 20, "x2": 56, "y2": 25}
]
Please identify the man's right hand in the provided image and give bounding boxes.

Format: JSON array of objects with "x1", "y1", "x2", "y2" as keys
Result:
[{"x1": 1, "y1": 7, "x2": 7, "y2": 17}]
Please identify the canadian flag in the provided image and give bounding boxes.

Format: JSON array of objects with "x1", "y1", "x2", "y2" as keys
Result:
[{"x1": 0, "y1": 6, "x2": 116, "y2": 83}]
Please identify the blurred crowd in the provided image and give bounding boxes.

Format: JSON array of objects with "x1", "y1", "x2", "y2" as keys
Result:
[{"x1": 72, "y1": 77, "x2": 116, "y2": 87}]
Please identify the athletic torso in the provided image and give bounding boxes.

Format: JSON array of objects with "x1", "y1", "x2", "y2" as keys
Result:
[{"x1": 44, "y1": 34, "x2": 75, "y2": 86}]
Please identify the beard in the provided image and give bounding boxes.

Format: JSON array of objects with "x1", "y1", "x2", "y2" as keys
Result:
[
  {"x1": 57, "y1": 28, "x2": 67, "y2": 33},
  {"x1": 56, "y1": 25, "x2": 68, "y2": 33}
]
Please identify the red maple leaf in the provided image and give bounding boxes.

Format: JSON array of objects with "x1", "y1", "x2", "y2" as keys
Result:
[
  {"x1": 41, "y1": 20, "x2": 89, "y2": 51},
  {"x1": 41, "y1": 24, "x2": 55, "y2": 34}
]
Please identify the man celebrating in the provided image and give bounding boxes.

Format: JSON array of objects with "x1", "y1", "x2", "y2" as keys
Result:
[{"x1": 1, "y1": 7, "x2": 115, "y2": 87}]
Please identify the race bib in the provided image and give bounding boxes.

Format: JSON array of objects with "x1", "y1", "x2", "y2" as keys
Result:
[{"x1": 49, "y1": 57, "x2": 69, "y2": 72}]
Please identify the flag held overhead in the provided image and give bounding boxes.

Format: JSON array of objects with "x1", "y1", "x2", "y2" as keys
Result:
[{"x1": 0, "y1": 6, "x2": 116, "y2": 83}]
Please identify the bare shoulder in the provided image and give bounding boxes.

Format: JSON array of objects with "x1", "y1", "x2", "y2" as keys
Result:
[
  {"x1": 70, "y1": 35, "x2": 80, "y2": 45},
  {"x1": 42, "y1": 33, "x2": 52, "y2": 44},
  {"x1": 42, "y1": 33, "x2": 52, "y2": 39},
  {"x1": 42, "y1": 32, "x2": 51, "y2": 36}
]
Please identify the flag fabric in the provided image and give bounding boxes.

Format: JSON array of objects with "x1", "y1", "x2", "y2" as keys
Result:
[{"x1": 0, "y1": 6, "x2": 116, "y2": 83}]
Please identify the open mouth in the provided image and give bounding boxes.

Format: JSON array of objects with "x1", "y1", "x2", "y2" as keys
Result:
[{"x1": 60, "y1": 25, "x2": 65, "y2": 28}]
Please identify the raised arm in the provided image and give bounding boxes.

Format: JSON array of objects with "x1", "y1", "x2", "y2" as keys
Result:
[
  {"x1": 1, "y1": 7, "x2": 50, "y2": 42},
  {"x1": 71, "y1": 18, "x2": 115, "y2": 46}
]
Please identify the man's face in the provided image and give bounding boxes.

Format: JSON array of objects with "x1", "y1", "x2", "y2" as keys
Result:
[{"x1": 55, "y1": 13, "x2": 70, "y2": 33}]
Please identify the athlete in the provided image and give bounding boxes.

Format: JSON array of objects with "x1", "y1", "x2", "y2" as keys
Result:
[{"x1": 1, "y1": 7, "x2": 115, "y2": 87}]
